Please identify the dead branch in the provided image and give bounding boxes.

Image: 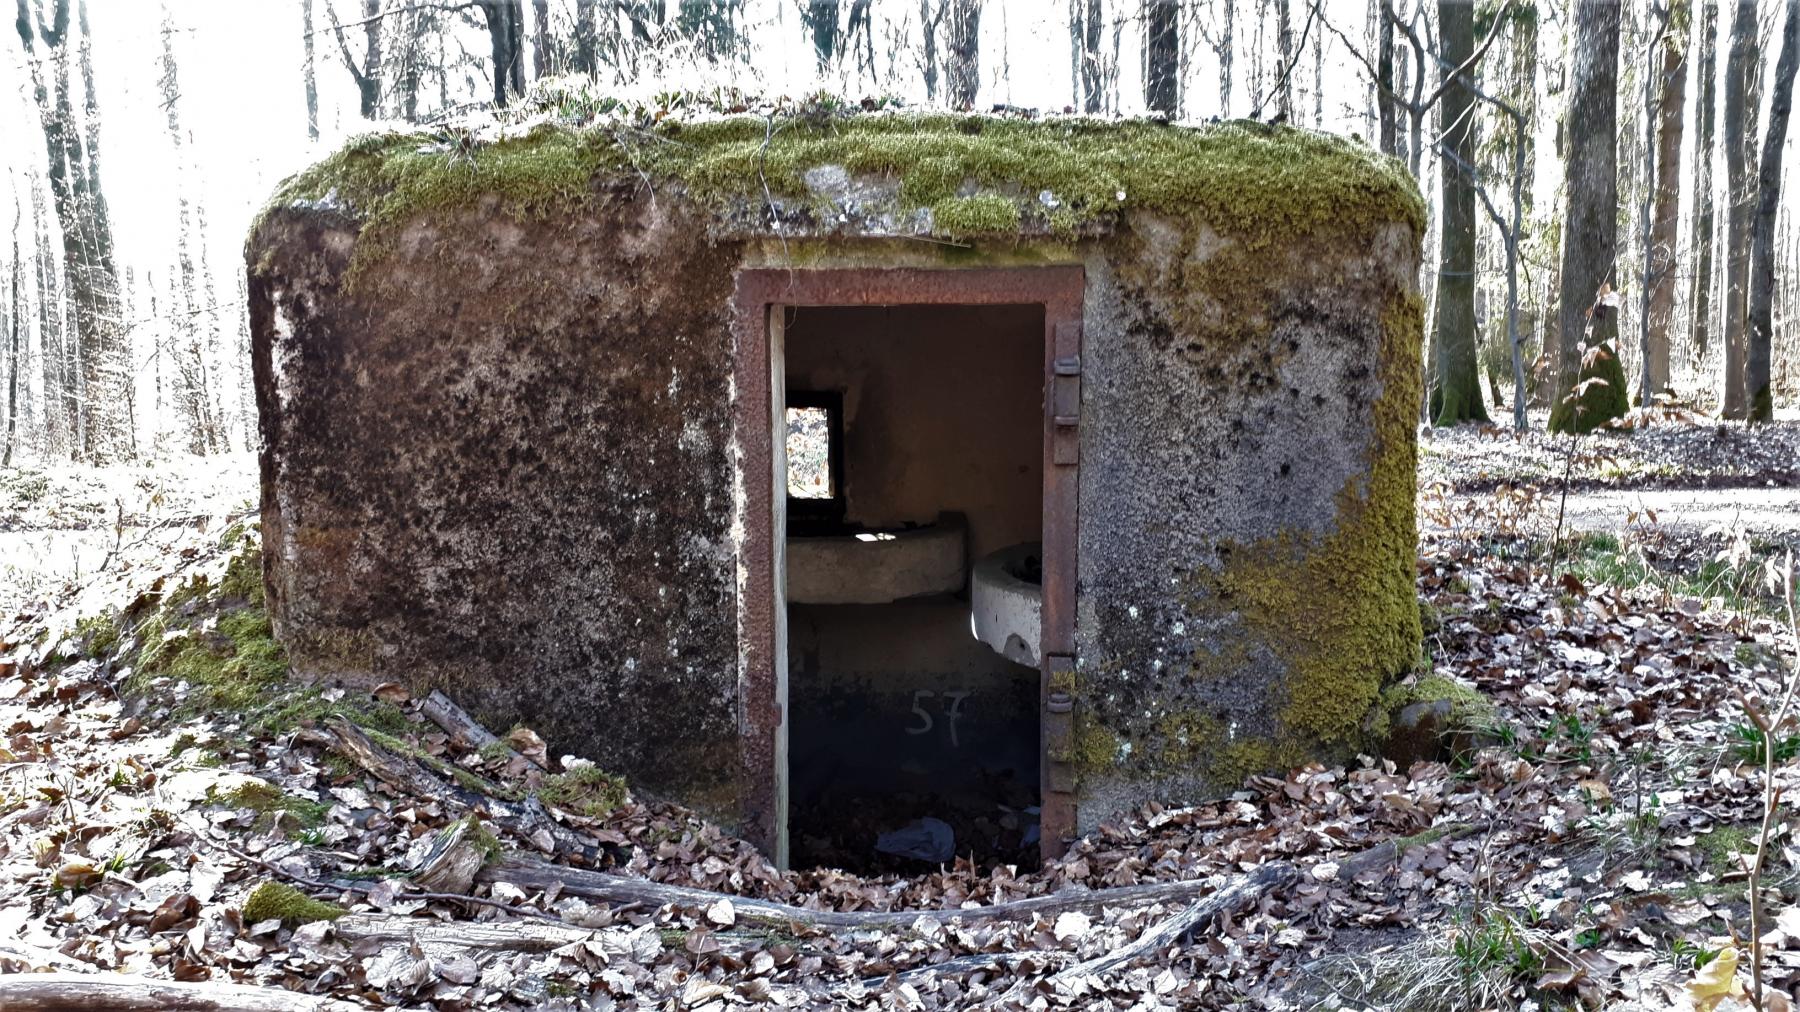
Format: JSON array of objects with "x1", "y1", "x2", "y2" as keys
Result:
[
  {"x1": 488, "y1": 857, "x2": 1237, "y2": 930},
  {"x1": 493, "y1": 825, "x2": 1478, "y2": 936},
  {"x1": 0, "y1": 972, "x2": 362, "y2": 1012},
  {"x1": 331, "y1": 912, "x2": 608, "y2": 954},
  {"x1": 419, "y1": 689, "x2": 543, "y2": 770},
  {"x1": 319, "y1": 718, "x2": 604, "y2": 865},
  {"x1": 1051, "y1": 861, "x2": 1300, "y2": 983}
]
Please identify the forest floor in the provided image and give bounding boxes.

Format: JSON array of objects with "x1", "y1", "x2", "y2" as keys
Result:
[{"x1": 0, "y1": 418, "x2": 1797, "y2": 1011}]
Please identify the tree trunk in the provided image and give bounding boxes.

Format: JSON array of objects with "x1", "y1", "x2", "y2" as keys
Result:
[
  {"x1": 1549, "y1": 0, "x2": 1629, "y2": 434},
  {"x1": 359, "y1": 0, "x2": 381, "y2": 117},
  {"x1": 1645, "y1": 2, "x2": 1688, "y2": 399},
  {"x1": 1311, "y1": 1, "x2": 1324, "y2": 125},
  {"x1": 301, "y1": 0, "x2": 319, "y2": 140},
  {"x1": 4, "y1": 225, "x2": 19, "y2": 465},
  {"x1": 946, "y1": 0, "x2": 980, "y2": 108},
  {"x1": 1216, "y1": 0, "x2": 1234, "y2": 117},
  {"x1": 1431, "y1": 0, "x2": 1488, "y2": 426},
  {"x1": 480, "y1": 0, "x2": 527, "y2": 106},
  {"x1": 1691, "y1": 2, "x2": 1720, "y2": 362},
  {"x1": 1720, "y1": 0, "x2": 1757, "y2": 417},
  {"x1": 14, "y1": 0, "x2": 132, "y2": 461},
  {"x1": 571, "y1": 0, "x2": 598, "y2": 76},
  {"x1": 1748, "y1": 0, "x2": 1799, "y2": 422},
  {"x1": 158, "y1": 10, "x2": 223, "y2": 455},
  {"x1": 1645, "y1": 2, "x2": 1688, "y2": 402},
  {"x1": 1377, "y1": 0, "x2": 1397, "y2": 156},
  {"x1": 1079, "y1": 0, "x2": 1104, "y2": 113},
  {"x1": 1144, "y1": 0, "x2": 1179, "y2": 115},
  {"x1": 802, "y1": 0, "x2": 839, "y2": 70},
  {"x1": 922, "y1": 0, "x2": 941, "y2": 102},
  {"x1": 532, "y1": 0, "x2": 550, "y2": 78},
  {"x1": 1275, "y1": 0, "x2": 1293, "y2": 120}
]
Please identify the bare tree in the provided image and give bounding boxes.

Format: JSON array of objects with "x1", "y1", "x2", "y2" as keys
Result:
[
  {"x1": 478, "y1": 1, "x2": 526, "y2": 106},
  {"x1": 1145, "y1": 0, "x2": 1180, "y2": 115},
  {"x1": 330, "y1": 0, "x2": 384, "y2": 119},
  {"x1": 1748, "y1": 0, "x2": 1799, "y2": 421},
  {"x1": 1430, "y1": 0, "x2": 1488, "y2": 425},
  {"x1": 1720, "y1": 0, "x2": 1758, "y2": 417},
  {"x1": 4, "y1": 197, "x2": 19, "y2": 466},
  {"x1": 531, "y1": 0, "x2": 550, "y2": 77},
  {"x1": 1274, "y1": 0, "x2": 1293, "y2": 119},
  {"x1": 570, "y1": 0, "x2": 599, "y2": 75},
  {"x1": 14, "y1": 0, "x2": 132, "y2": 461},
  {"x1": 1690, "y1": 1, "x2": 1720, "y2": 361},
  {"x1": 946, "y1": 0, "x2": 979, "y2": 108},
  {"x1": 1376, "y1": 0, "x2": 1396, "y2": 153},
  {"x1": 1199, "y1": 0, "x2": 1234, "y2": 117},
  {"x1": 800, "y1": 0, "x2": 841, "y2": 70},
  {"x1": 302, "y1": 0, "x2": 321, "y2": 139},
  {"x1": 1549, "y1": 0, "x2": 1628, "y2": 434},
  {"x1": 157, "y1": 7, "x2": 224, "y2": 455},
  {"x1": 1643, "y1": 1, "x2": 1688, "y2": 403}
]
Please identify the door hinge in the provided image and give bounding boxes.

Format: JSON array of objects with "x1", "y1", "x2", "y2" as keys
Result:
[{"x1": 1044, "y1": 653, "x2": 1078, "y2": 794}]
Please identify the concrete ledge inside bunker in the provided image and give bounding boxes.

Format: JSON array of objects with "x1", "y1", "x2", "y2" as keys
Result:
[{"x1": 248, "y1": 108, "x2": 1425, "y2": 869}]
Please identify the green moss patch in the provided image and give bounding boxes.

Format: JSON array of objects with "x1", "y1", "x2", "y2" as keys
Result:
[
  {"x1": 1381, "y1": 674, "x2": 1498, "y2": 732},
  {"x1": 113, "y1": 541, "x2": 411, "y2": 741},
  {"x1": 207, "y1": 779, "x2": 330, "y2": 829},
  {"x1": 259, "y1": 111, "x2": 1421, "y2": 283},
  {"x1": 1203, "y1": 292, "x2": 1424, "y2": 759},
  {"x1": 240, "y1": 881, "x2": 345, "y2": 927},
  {"x1": 1548, "y1": 339, "x2": 1630, "y2": 434},
  {"x1": 535, "y1": 765, "x2": 627, "y2": 817}
]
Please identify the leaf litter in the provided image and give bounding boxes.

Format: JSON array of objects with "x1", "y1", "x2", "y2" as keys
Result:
[{"x1": 1, "y1": 429, "x2": 1798, "y2": 1010}]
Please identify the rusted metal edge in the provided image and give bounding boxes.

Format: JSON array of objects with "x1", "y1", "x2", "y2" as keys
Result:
[{"x1": 730, "y1": 265, "x2": 1086, "y2": 867}]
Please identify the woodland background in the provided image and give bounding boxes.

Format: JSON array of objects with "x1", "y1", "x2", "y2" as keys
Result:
[{"x1": 2, "y1": 0, "x2": 1799, "y2": 466}]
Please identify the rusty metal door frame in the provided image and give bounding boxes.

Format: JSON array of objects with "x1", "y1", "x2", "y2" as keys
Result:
[{"x1": 731, "y1": 266, "x2": 1085, "y2": 866}]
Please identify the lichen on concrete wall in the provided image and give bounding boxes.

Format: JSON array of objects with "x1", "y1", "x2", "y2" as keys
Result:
[
  {"x1": 249, "y1": 183, "x2": 748, "y2": 825},
  {"x1": 249, "y1": 104, "x2": 1425, "y2": 841}
]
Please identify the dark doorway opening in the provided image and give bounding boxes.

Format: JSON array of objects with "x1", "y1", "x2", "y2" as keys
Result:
[{"x1": 782, "y1": 304, "x2": 1044, "y2": 872}]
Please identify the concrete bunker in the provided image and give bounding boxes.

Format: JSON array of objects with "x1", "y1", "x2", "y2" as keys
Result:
[{"x1": 247, "y1": 109, "x2": 1426, "y2": 870}]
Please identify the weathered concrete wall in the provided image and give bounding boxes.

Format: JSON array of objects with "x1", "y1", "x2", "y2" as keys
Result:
[
  {"x1": 1070, "y1": 215, "x2": 1423, "y2": 827},
  {"x1": 248, "y1": 187, "x2": 747, "y2": 820},
  {"x1": 249, "y1": 113, "x2": 1424, "y2": 845}
]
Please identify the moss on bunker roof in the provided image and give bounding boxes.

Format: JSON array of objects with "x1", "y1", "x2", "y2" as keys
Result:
[{"x1": 261, "y1": 110, "x2": 1422, "y2": 259}]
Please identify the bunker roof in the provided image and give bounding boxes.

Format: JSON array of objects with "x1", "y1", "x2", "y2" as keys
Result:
[{"x1": 259, "y1": 93, "x2": 1423, "y2": 272}]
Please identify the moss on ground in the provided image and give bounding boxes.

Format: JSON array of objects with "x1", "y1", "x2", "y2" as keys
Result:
[
  {"x1": 258, "y1": 110, "x2": 1421, "y2": 283},
  {"x1": 104, "y1": 540, "x2": 412, "y2": 740},
  {"x1": 208, "y1": 780, "x2": 330, "y2": 829},
  {"x1": 1380, "y1": 674, "x2": 1498, "y2": 732},
  {"x1": 1548, "y1": 338, "x2": 1631, "y2": 434},
  {"x1": 241, "y1": 881, "x2": 344, "y2": 927},
  {"x1": 535, "y1": 765, "x2": 627, "y2": 817}
]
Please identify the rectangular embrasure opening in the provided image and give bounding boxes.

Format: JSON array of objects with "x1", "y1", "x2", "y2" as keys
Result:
[{"x1": 781, "y1": 303, "x2": 1045, "y2": 873}]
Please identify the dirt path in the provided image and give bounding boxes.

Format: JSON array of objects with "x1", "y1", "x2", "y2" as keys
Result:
[
  {"x1": 1425, "y1": 485, "x2": 1800, "y2": 545},
  {"x1": 1544, "y1": 486, "x2": 1800, "y2": 536}
]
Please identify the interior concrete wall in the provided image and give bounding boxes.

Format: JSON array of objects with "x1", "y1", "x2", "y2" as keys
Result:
[{"x1": 783, "y1": 305, "x2": 1044, "y2": 562}]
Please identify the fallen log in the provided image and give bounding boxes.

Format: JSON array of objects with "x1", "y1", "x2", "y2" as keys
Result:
[
  {"x1": 0, "y1": 972, "x2": 363, "y2": 1012},
  {"x1": 331, "y1": 913, "x2": 603, "y2": 954}
]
